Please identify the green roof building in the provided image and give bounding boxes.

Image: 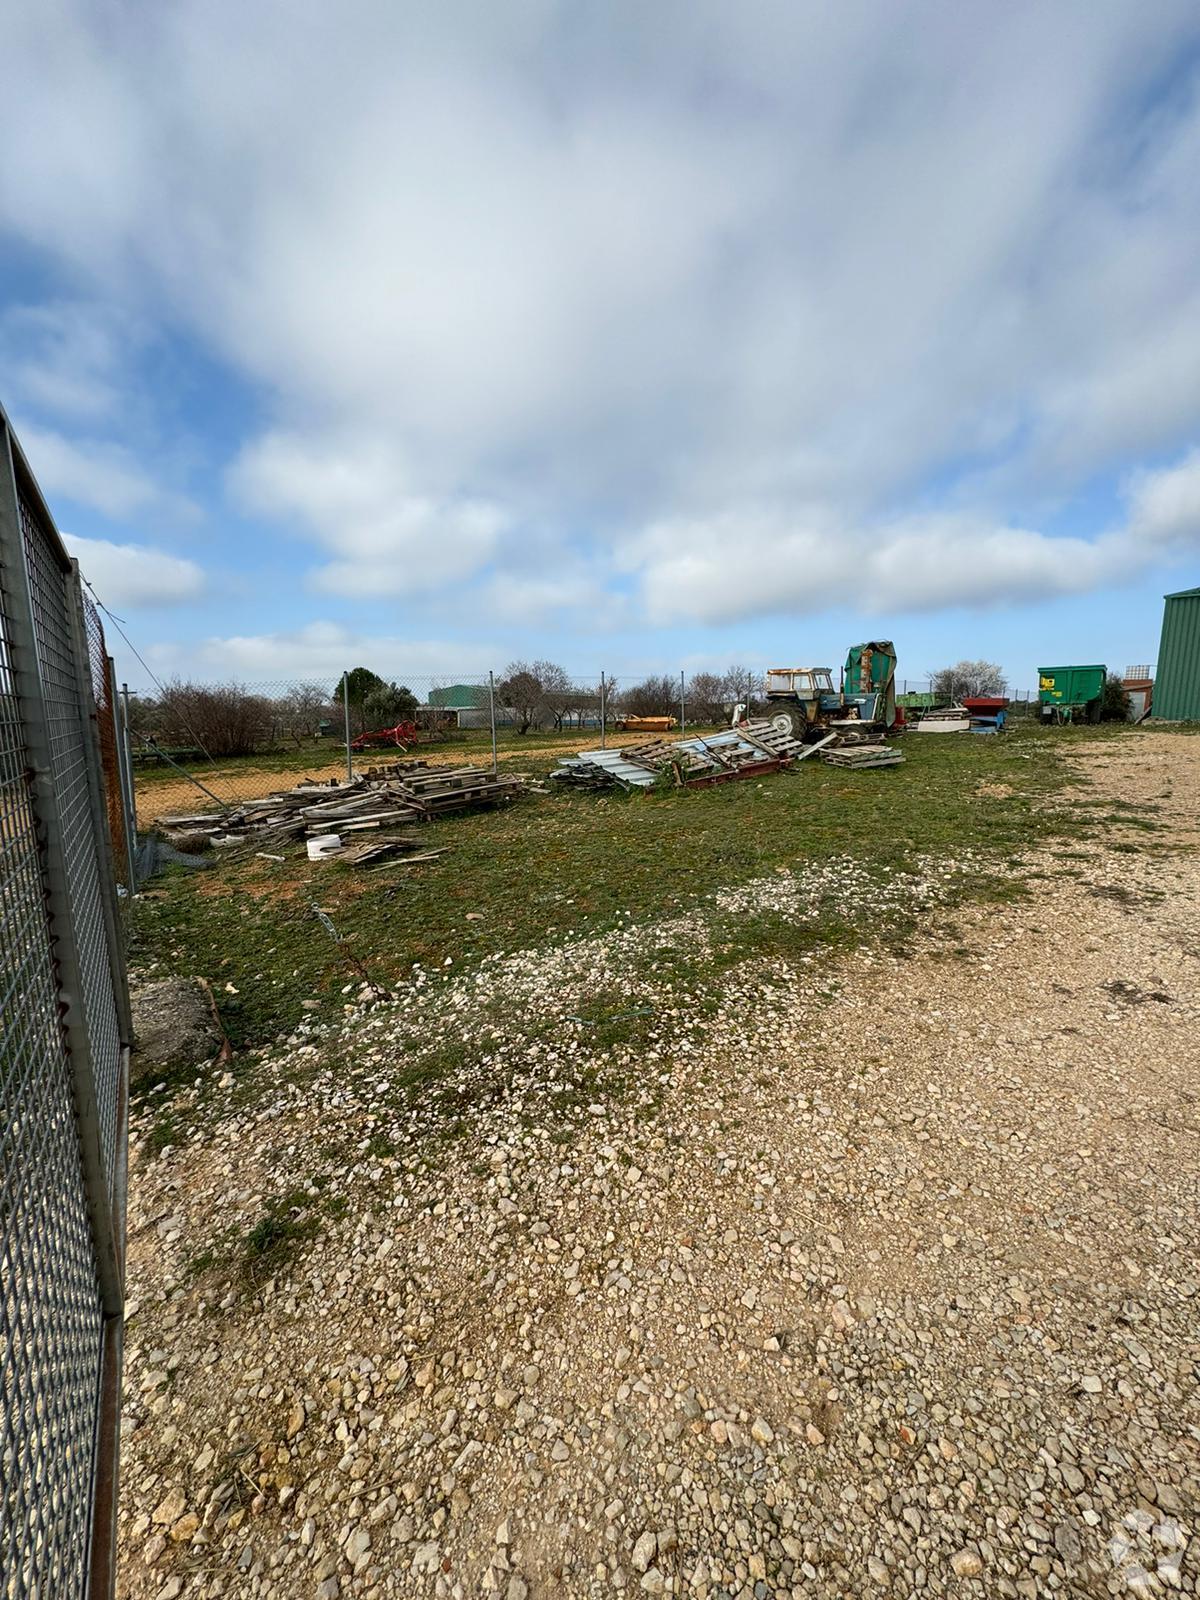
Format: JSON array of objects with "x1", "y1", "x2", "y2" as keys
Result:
[
  {"x1": 428, "y1": 683, "x2": 487, "y2": 709},
  {"x1": 1154, "y1": 587, "x2": 1200, "y2": 722}
]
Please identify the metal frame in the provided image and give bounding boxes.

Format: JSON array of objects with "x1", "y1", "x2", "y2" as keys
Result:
[
  {"x1": 0, "y1": 404, "x2": 128, "y2": 1600},
  {"x1": 109, "y1": 662, "x2": 138, "y2": 897}
]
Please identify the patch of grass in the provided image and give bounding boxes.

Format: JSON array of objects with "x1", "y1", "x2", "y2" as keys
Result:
[
  {"x1": 188, "y1": 1186, "x2": 326, "y2": 1287},
  {"x1": 130, "y1": 726, "x2": 1108, "y2": 1049}
]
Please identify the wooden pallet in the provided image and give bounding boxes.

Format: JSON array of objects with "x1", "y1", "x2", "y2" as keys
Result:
[{"x1": 822, "y1": 744, "x2": 905, "y2": 769}]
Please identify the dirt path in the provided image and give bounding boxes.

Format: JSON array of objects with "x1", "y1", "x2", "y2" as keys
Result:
[
  {"x1": 118, "y1": 733, "x2": 1200, "y2": 1599},
  {"x1": 135, "y1": 737, "x2": 603, "y2": 824}
]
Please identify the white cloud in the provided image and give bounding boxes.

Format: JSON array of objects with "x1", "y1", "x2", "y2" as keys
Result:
[
  {"x1": 170, "y1": 621, "x2": 497, "y2": 683},
  {"x1": 0, "y1": 301, "x2": 127, "y2": 421},
  {"x1": 627, "y1": 509, "x2": 1128, "y2": 625},
  {"x1": 1126, "y1": 449, "x2": 1200, "y2": 550},
  {"x1": 229, "y1": 431, "x2": 507, "y2": 595},
  {"x1": 3, "y1": 1, "x2": 1200, "y2": 629},
  {"x1": 19, "y1": 422, "x2": 197, "y2": 523},
  {"x1": 64, "y1": 533, "x2": 205, "y2": 607}
]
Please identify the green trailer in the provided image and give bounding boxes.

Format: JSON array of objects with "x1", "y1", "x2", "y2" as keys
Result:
[{"x1": 1037, "y1": 664, "x2": 1106, "y2": 724}]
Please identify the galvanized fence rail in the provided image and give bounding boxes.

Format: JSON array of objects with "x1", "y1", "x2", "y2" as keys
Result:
[{"x1": 0, "y1": 405, "x2": 131, "y2": 1600}]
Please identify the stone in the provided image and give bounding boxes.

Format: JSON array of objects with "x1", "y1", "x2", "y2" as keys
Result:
[
  {"x1": 152, "y1": 1488, "x2": 186, "y2": 1527},
  {"x1": 129, "y1": 976, "x2": 223, "y2": 1085},
  {"x1": 632, "y1": 1532, "x2": 657, "y2": 1572},
  {"x1": 950, "y1": 1549, "x2": 983, "y2": 1578}
]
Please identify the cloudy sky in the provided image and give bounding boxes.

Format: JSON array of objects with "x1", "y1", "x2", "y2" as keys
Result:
[{"x1": 3, "y1": 0, "x2": 1200, "y2": 691}]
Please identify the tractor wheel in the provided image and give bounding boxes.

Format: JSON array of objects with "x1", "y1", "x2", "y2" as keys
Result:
[{"x1": 767, "y1": 703, "x2": 807, "y2": 740}]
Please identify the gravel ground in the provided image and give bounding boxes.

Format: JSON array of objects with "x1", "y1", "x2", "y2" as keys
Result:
[{"x1": 117, "y1": 733, "x2": 1200, "y2": 1600}]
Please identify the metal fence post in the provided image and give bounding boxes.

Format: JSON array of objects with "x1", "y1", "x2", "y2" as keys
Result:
[
  {"x1": 112, "y1": 666, "x2": 138, "y2": 896},
  {"x1": 600, "y1": 671, "x2": 607, "y2": 748},
  {"x1": 67, "y1": 568, "x2": 132, "y2": 1046},
  {"x1": 488, "y1": 670, "x2": 498, "y2": 775},
  {"x1": 680, "y1": 669, "x2": 685, "y2": 731},
  {"x1": 343, "y1": 672, "x2": 353, "y2": 780}
]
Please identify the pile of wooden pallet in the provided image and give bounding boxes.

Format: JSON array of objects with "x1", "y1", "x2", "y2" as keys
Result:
[
  {"x1": 551, "y1": 724, "x2": 803, "y2": 792},
  {"x1": 822, "y1": 743, "x2": 905, "y2": 769},
  {"x1": 155, "y1": 760, "x2": 528, "y2": 863}
]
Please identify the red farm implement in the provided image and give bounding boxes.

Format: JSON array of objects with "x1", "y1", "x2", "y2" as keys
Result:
[{"x1": 350, "y1": 711, "x2": 455, "y2": 753}]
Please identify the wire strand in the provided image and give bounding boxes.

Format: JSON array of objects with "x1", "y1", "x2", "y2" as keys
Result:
[{"x1": 81, "y1": 576, "x2": 227, "y2": 774}]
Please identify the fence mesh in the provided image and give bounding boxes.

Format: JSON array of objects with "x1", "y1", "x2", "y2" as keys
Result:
[
  {"x1": 19, "y1": 493, "x2": 122, "y2": 1194},
  {"x1": 85, "y1": 598, "x2": 130, "y2": 895},
  {"x1": 1, "y1": 416, "x2": 128, "y2": 1600}
]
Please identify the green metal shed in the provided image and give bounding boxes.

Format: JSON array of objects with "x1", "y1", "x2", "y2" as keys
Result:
[
  {"x1": 429, "y1": 683, "x2": 487, "y2": 709},
  {"x1": 1154, "y1": 587, "x2": 1200, "y2": 721}
]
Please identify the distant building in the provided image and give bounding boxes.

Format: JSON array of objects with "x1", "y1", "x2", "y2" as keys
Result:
[
  {"x1": 426, "y1": 683, "x2": 507, "y2": 729},
  {"x1": 1121, "y1": 667, "x2": 1154, "y2": 722},
  {"x1": 1154, "y1": 588, "x2": 1200, "y2": 721}
]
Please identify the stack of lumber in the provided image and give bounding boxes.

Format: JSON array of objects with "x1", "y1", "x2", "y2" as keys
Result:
[
  {"x1": 154, "y1": 761, "x2": 528, "y2": 859},
  {"x1": 822, "y1": 743, "x2": 905, "y2": 769}
]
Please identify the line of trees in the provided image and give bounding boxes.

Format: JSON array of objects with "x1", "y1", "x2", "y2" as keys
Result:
[
  {"x1": 496, "y1": 661, "x2": 760, "y2": 733},
  {"x1": 127, "y1": 661, "x2": 780, "y2": 754},
  {"x1": 132, "y1": 669, "x2": 423, "y2": 756}
]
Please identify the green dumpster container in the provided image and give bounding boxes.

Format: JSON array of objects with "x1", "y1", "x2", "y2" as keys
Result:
[{"x1": 1037, "y1": 664, "x2": 1106, "y2": 723}]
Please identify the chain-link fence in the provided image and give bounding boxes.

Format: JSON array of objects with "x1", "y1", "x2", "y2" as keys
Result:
[
  {"x1": 121, "y1": 666, "x2": 1044, "y2": 821},
  {"x1": 1, "y1": 406, "x2": 131, "y2": 1600}
]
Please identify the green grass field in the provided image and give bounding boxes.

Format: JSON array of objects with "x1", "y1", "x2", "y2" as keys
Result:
[{"x1": 129, "y1": 723, "x2": 1142, "y2": 1051}]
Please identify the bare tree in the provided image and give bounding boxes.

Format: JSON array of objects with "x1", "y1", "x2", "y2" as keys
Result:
[
  {"x1": 930, "y1": 659, "x2": 1007, "y2": 699},
  {"x1": 534, "y1": 661, "x2": 574, "y2": 730},
  {"x1": 279, "y1": 683, "x2": 332, "y2": 747},
  {"x1": 154, "y1": 680, "x2": 274, "y2": 756},
  {"x1": 685, "y1": 671, "x2": 727, "y2": 724},
  {"x1": 497, "y1": 660, "x2": 547, "y2": 734},
  {"x1": 620, "y1": 675, "x2": 676, "y2": 717},
  {"x1": 721, "y1": 664, "x2": 760, "y2": 712}
]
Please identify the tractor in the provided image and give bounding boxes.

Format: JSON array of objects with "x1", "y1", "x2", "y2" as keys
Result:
[{"x1": 760, "y1": 640, "x2": 898, "y2": 741}]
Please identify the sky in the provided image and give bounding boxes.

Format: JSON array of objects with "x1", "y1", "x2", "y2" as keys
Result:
[{"x1": 2, "y1": 0, "x2": 1200, "y2": 694}]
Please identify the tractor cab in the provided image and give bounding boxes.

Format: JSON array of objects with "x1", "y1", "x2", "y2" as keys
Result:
[
  {"x1": 765, "y1": 666, "x2": 837, "y2": 701},
  {"x1": 764, "y1": 667, "x2": 845, "y2": 738},
  {"x1": 761, "y1": 642, "x2": 898, "y2": 741}
]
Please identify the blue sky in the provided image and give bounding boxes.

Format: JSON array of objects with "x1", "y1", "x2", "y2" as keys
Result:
[{"x1": 2, "y1": 1, "x2": 1200, "y2": 694}]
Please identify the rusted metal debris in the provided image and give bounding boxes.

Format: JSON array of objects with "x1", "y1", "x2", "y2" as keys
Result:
[
  {"x1": 551, "y1": 717, "x2": 903, "y2": 791},
  {"x1": 551, "y1": 720, "x2": 813, "y2": 792}
]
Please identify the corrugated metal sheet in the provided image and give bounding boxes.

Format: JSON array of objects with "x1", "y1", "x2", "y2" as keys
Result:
[
  {"x1": 1155, "y1": 588, "x2": 1200, "y2": 721},
  {"x1": 562, "y1": 751, "x2": 657, "y2": 787}
]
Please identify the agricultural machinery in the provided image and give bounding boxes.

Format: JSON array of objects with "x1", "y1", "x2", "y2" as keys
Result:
[
  {"x1": 755, "y1": 641, "x2": 898, "y2": 741},
  {"x1": 350, "y1": 710, "x2": 455, "y2": 752}
]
